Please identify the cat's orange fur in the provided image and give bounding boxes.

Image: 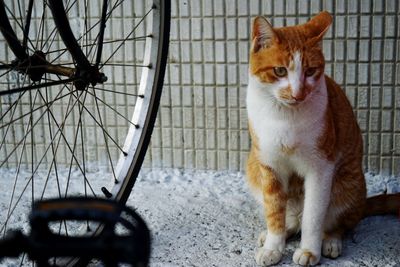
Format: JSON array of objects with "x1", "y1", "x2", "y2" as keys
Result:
[{"x1": 246, "y1": 11, "x2": 400, "y2": 266}]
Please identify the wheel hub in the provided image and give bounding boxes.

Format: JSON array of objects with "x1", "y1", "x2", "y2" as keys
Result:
[
  {"x1": 74, "y1": 66, "x2": 108, "y2": 91},
  {"x1": 12, "y1": 51, "x2": 107, "y2": 89},
  {"x1": 12, "y1": 50, "x2": 47, "y2": 82}
]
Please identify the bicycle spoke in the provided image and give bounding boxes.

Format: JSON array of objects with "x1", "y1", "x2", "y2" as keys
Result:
[
  {"x1": 43, "y1": 77, "x2": 141, "y2": 96},
  {"x1": 0, "y1": 66, "x2": 30, "y2": 151},
  {"x1": 38, "y1": 86, "x2": 62, "y2": 200},
  {"x1": 22, "y1": 0, "x2": 34, "y2": 51},
  {"x1": 29, "y1": 90, "x2": 35, "y2": 209},
  {"x1": 3, "y1": 88, "x2": 39, "y2": 235},
  {"x1": 19, "y1": 253, "x2": 26, "y2": 267},
  {"x1": 0, "y1": 91, "x2": 26, "y2": 151},
  {"x1": 80, "y1": 105, "x2": 88, "y2": 200},
  {"x1": 64, "y1": 89, "x2": 89, "y2": 198},
  {"x1": 83, "y1": 0, "x2": 89, "y2": 57},
  {"x1": 0, "y1": 88, "x2": 76, "y2": 167},
  {"x1": 45, "y1": 35, "x2": 150, "y2": 55},
  {"x1": 101, "y1": 63, "x2": 150, "y2": 68},
  {"x1": 68, "y1": 90, "x2": 127, "y2": 156},
  {"x1": 86, "y1": 85, "x2": 141, "y2": 96},
  {"x1": 91, "y1": 87, "x2": 118, "y2": 183},
  {"x1": 0, "y1": 67, "x2": 14, "y2": 80},
  {"x1": 39, "y1": 1, "x2": 48, "y2": 50},
  {"x1": 34, "y1": 1, "x2": 47, "y2": 50},
  {"x1": 0, "y1": 88, "x2": 77, "y2": 130},
  {"x1": 100, "y1": 7, "x2": 153, "y2": 69},
  {"x1": 15, "y1": 0, "x2": 25, "y2": 30},
  {"x1": 3, "y1": 137, "x2": 27, "y2": 235},
  {"x1": 85, "y1": 89, "x2": 137, "y2": 127},
  {"x1": 0, "y1": 107, "x2": 23, "y2": 163},
  {"x1": 3, "y1": 138, "x2": 27, "y2": 235}
]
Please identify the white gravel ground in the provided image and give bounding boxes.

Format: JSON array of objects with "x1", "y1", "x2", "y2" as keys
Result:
[
  {"x1": 129, "y1": 169, "x2": 400, "y2": 267},
  {"x1": 0, "y1": 168, "x2": 399, "y2": 266}
]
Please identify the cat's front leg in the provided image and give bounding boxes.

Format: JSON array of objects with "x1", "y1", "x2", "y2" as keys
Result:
[
  {"x1": 256, "y1": 165, "x2": 287, "y2": 266},
  {"x1": 293, "y1": 165, "x2": 334, "y2": 266}
]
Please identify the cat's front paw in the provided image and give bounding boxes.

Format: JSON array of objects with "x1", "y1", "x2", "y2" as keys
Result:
[
  {"x1": 293, "y1": 248, "x2": 320, "y2": 266},
  {"x1": 322, "y1": 236, "x2": 342, "y2": 258},
  {"x1": 255, "y1": 248, "x2": 283, "y2": 266}
]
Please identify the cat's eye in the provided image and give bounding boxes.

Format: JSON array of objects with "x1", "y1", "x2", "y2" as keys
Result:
[
  {"x1": 273, "y1": 67, "x2": 287, "y2": 77},
  {"x1": 305, "y1": 67, "x2": 317, "y2": 77}
]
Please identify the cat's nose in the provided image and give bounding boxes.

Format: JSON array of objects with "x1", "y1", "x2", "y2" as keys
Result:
[
  {"x1": 290, "y1": 87, "x2": 307, "y2": 102},
  {"x1": 291, "y1": 94, "x2": 306, "y2": 102}
]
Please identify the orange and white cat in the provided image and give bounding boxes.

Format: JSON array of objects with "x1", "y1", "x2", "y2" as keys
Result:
[{"x1": 246, "y1": 11, "x2": 400, "y2": 266}]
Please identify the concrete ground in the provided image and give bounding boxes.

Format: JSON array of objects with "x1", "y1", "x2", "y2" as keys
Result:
[{"x1": 129, "y1": 169, "x2": 400, "y2": 267}]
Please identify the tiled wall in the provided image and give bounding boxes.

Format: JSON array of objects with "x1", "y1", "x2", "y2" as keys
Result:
[
  {"x1": 1, "y1": 0, "x2": 399, "y2": 176},
  {"x1": 144, "y1": 0, "x2": 400, "y2": 176}
]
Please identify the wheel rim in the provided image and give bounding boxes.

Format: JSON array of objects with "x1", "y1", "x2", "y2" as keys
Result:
[{"x1": 0, "y1": 0, "x2": 169, "y2": 263}]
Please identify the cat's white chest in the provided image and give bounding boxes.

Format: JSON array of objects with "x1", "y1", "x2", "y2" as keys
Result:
[
  {"x1": 252, "y1": 115, "x2": 324, "y2": 180},
  {"x1": 253, "y1": 115, "x2": 315, "y2": 165}
]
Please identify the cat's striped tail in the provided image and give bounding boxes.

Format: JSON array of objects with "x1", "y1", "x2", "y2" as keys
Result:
[{"x1": 364, "y1": 193, "x2": 400, "y2": 217}]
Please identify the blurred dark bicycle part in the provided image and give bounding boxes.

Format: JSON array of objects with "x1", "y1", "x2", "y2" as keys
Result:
[{"x1": 0, "y1": 197, "x2": 151, "y2": 267}]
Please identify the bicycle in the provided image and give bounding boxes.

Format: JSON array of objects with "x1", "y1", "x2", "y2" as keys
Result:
[{"x1": 0, "y1": 0, "x2": 170, "y2": 265}]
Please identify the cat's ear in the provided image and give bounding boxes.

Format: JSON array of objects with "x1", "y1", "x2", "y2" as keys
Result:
[
  {"x1": 251, "y1": 16, "x2": 277, "y2": 53},
  {"x1": 305, "y1": 11, "x2": 332, "y2": 47}
]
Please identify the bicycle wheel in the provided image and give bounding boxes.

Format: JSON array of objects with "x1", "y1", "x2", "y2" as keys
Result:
[{"x1": 0, "y1": 0, "x2": 169, "y2": 263}]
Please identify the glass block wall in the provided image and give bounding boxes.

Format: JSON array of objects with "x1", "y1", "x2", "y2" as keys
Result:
[{"x1": 143, "y1": 0, "x2": 400, "y2": 176}]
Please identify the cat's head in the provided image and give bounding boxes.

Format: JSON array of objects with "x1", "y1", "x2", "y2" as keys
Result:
[{"x1": 249, "y1": 11, "x2": 332, "y2": 107}]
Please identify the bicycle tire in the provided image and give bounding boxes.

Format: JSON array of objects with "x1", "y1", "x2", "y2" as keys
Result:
[{"x1": 0, "y1": 0, "x2": 170, "y2": 264}]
